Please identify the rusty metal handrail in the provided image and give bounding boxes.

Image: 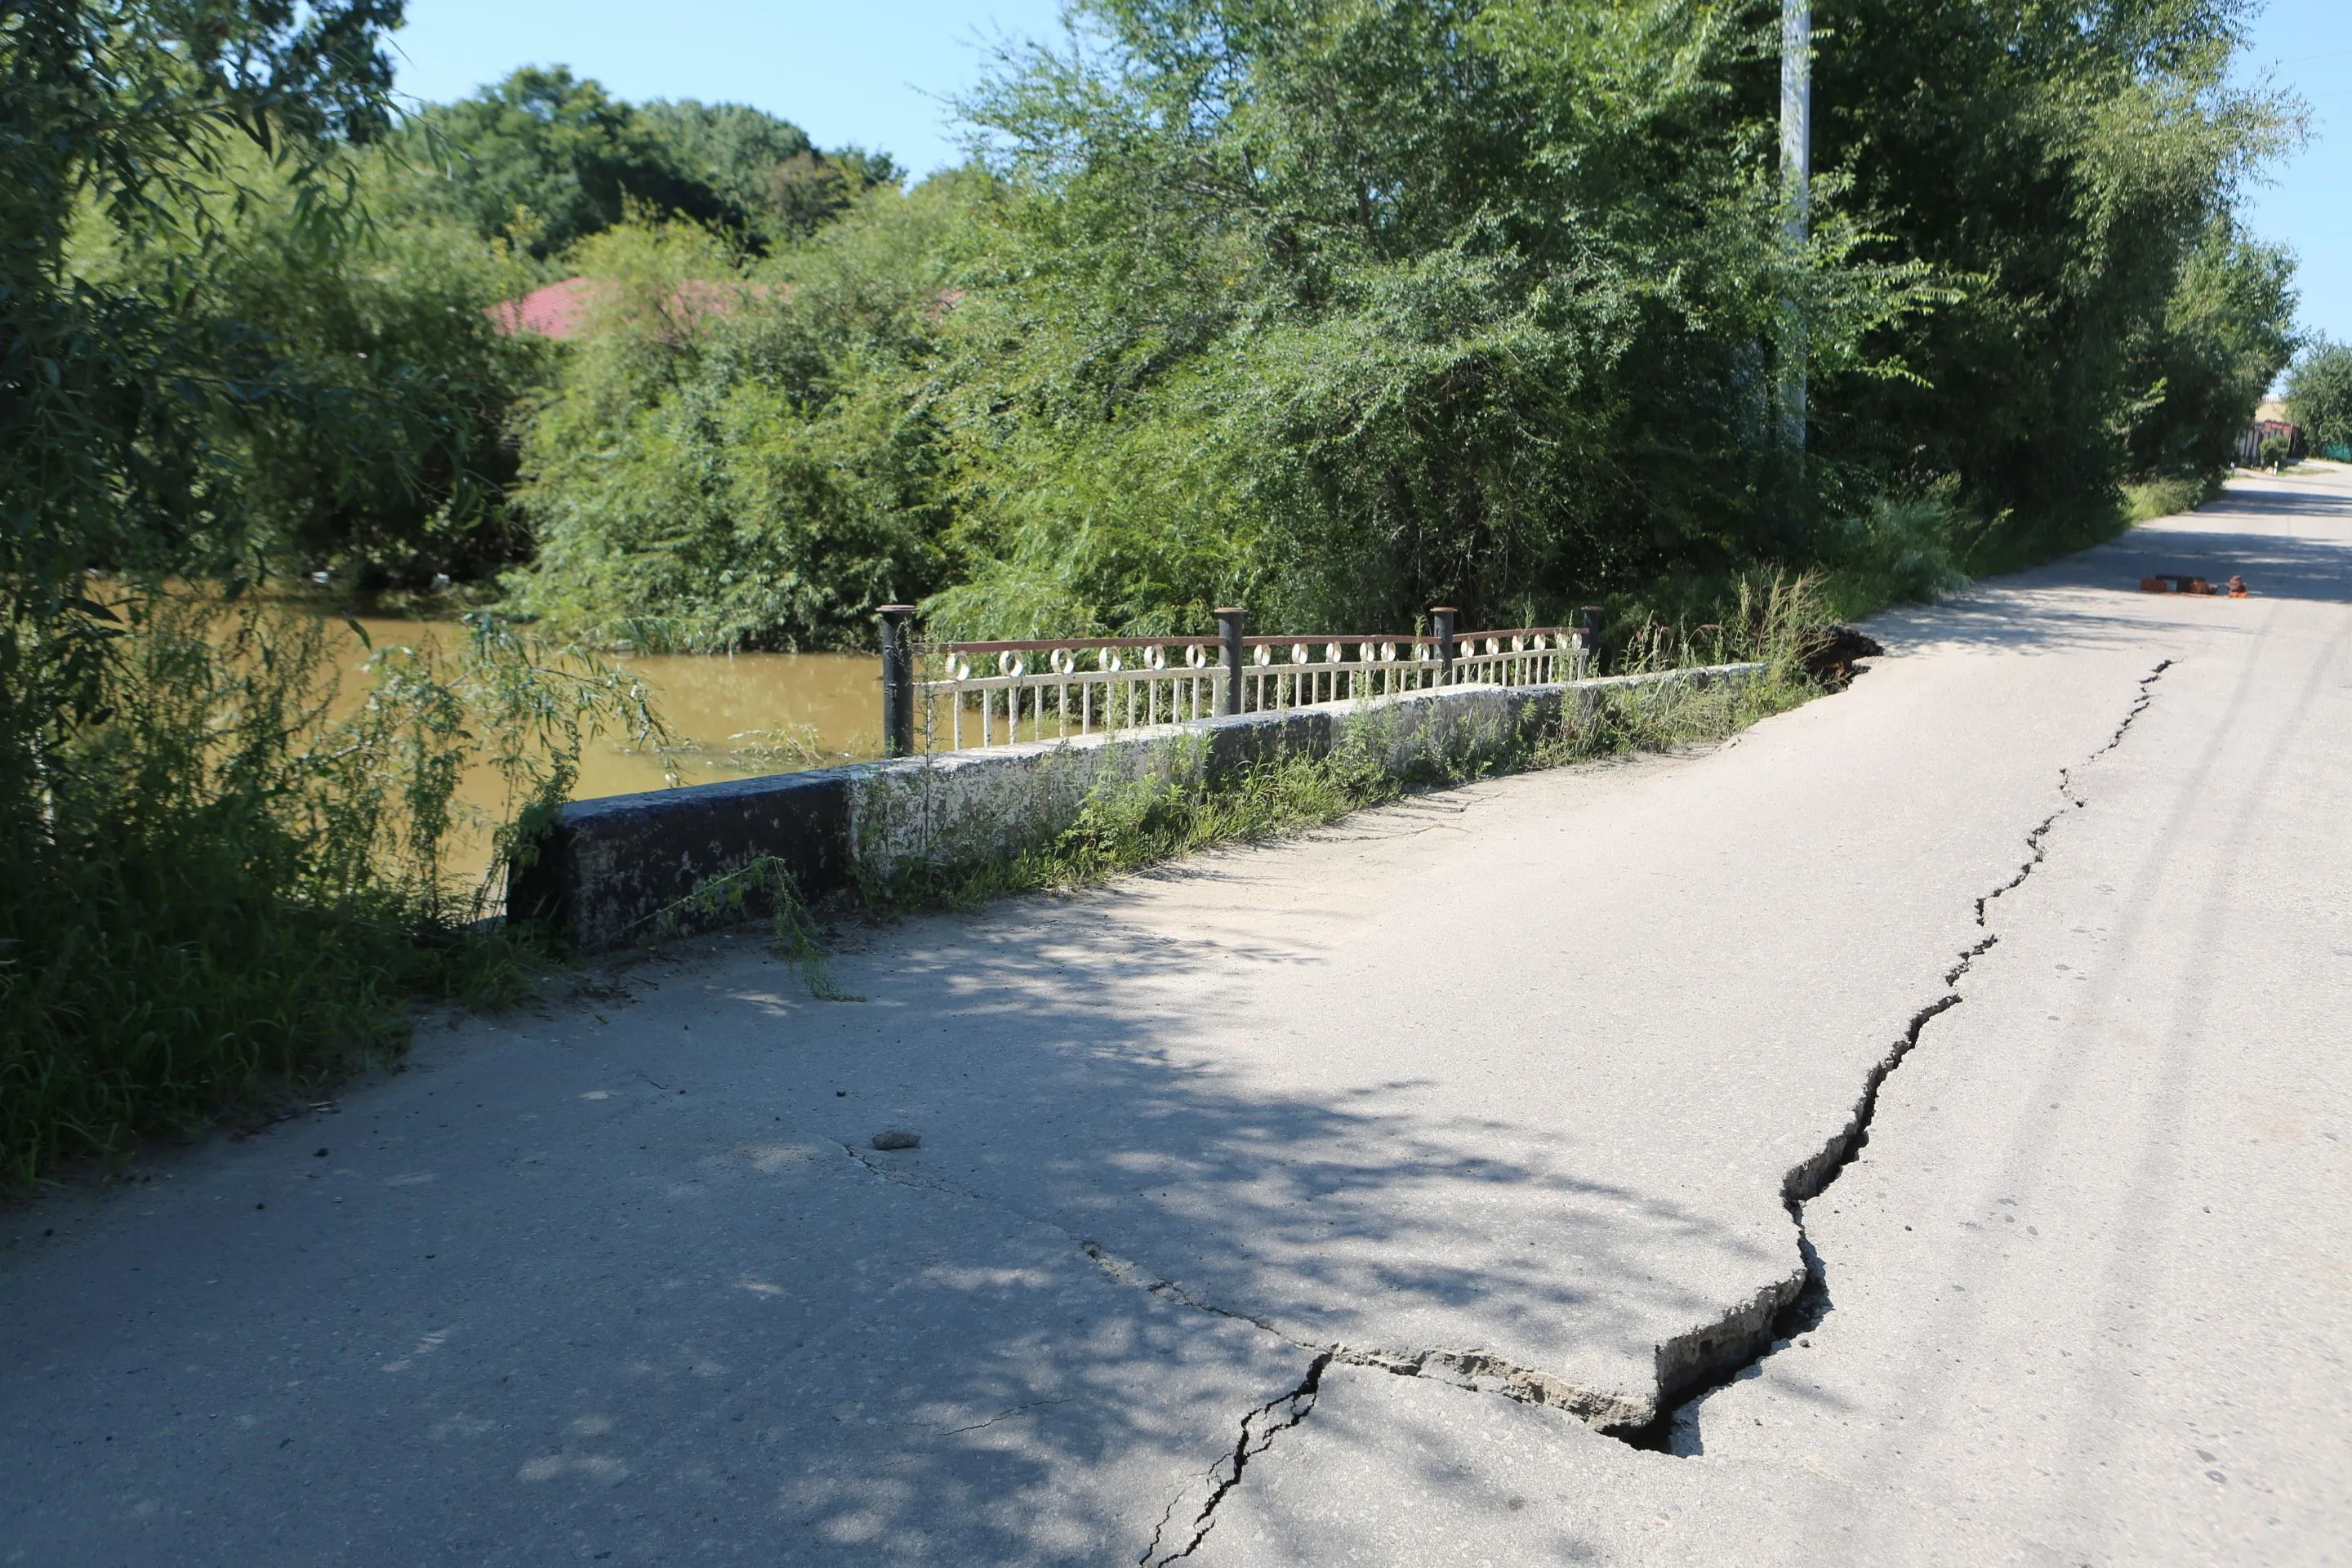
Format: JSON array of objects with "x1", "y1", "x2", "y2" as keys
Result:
[
  {"x1": 936, "y1": 635, "x2": 1223, "y2": 653},
  {"x1": 938, "y1": 626, "x2": 1557, "y2": 653},
  {"x1": 877, "y1": 604, "x2": 1609, "y2": 758}
]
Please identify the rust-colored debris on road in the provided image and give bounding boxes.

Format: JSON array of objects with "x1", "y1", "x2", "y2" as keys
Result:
[{"x1": 2138, "y1": 574, "x2": 2248, "y2": 597}]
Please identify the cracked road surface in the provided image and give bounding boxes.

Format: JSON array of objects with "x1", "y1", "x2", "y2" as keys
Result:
[{"x1": 7, "y1": 470, "x2": 2350, "y2": 1564}]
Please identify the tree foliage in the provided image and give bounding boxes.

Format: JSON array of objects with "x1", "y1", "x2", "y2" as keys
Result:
[
  {"x1": 504, "y1": 183, "x2": 967, "y2": 649},
  {"x1": 2121, "y1": 220, "x2": 2296, "y2": 479},
  {"x1": 69, "y1": 138, "x2": 557, "y2": 588},
  {"x1": 0, "y1": 4, "x2": 656, "y2": 1184},
  {"x1": 510, "y1": 0, "x2": 2297, "y2": 648},
  {"x1": 844, "y1": 0, "x2": 2277, "y2": 639},
  {"x1": 389, "y1": 66, "x2": 901, "y2": 255},
  {"x1": 4, "y1": 0, "x2": 403, "y2": 778},
  {"x1": 1815, "y1": 0, "x2": 2296, "y2": 521},
  {"x1": 2286, "y1": 339, "x2": 2352, "y2": 453}
]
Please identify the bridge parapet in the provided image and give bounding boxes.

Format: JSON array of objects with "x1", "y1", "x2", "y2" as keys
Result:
[{"x1": 506, "y1": 652, "x2": 1763, "y2": 951}]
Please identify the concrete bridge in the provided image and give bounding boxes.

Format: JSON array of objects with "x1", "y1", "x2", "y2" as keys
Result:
[{"x1": 7, "y1": 467, "x2": 2350, "y2": 1564}]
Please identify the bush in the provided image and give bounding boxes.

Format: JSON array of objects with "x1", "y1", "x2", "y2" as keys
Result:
[
  {"x1": 1816, "y1": 490, "x2": 1972, "y2": 614},
  {"x1": 502, "y1": 183, "x2": 970, "y2": 649},
  {"x1": 0, "y1": 595, "x2": 660, "y2": 1186}
]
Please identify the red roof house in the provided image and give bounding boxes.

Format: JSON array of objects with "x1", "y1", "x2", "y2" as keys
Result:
[{"x1": 486, "y1": 277, "x2": 783, "y2": 341}]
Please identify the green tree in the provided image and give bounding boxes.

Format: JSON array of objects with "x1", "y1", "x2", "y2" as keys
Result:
[
  {"x1": 391, "y1": 65, "x2": 745, "y2": 255},
  {"x1": 494, "y1": 0, "x2": 2296, "y2": 652},
  {"x1": 635, "y1": 98, "x2": 904, "y2": 240},
  {"x1": 1817, "y1": 0, "x2": 2295, "y2": 528},
  {"x1": 502, "y1": 178, "x2": 969, "y2": 649},
  {"x1": 3, "y1": 0, "x2": 403, "y2": 707},
  {"x1": 72, "y1": 140, "x2": 557, "y2": 588},
  {"x1": 2121, "y1": 220, "x2": 2297, "y2": 477},
  {"x1": 637, "y1": 96, "x2": 816, "y2": 214},
  {"x1": 225, "y1": 207, "x2": 553, "y2": 586},
  {"x1": 391, "y1": 70, "x2": 897, "y2": 256},
  {"x1": 924, "y1": 0, "x2": 1940, "y2": 635},
  {"x1": 2286, "y1": 339, "x2": 2352, "y2": 454},
  {"x1": 913, "y1": 0, "x2": 2296, "y2": 635}
]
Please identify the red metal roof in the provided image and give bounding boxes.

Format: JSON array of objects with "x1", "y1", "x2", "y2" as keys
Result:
[
  {"x1": 488, "y1": 278, "x2": 960, "y2": 341},
  {"x1": 485, "y1": 277, "x2": 785, "y2": 341},
  {"x1": 487, "y1": 277, "x2": 608, "y2": 340}
]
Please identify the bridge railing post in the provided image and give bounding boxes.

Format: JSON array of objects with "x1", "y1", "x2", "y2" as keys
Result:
[
  {"x1": 1580, "y1": 604, "x2": 1605, "y2": 679},
  {"x1": 1430, "y1": 606, "x2": 1459, "y2": 684},
  {"x1": 1216, "y1": 606, "x2": 1246, "y2": 715},
  {"x1": 878, "y1": 604, "x2": 916, "y2": 756}
]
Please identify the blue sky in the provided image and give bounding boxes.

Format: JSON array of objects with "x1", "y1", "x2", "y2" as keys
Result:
[
  {"x1": 389, "y1": 0, "x2": 1065, "y2": 172},
  {"x1": 2230, "y1": 0, "x2": 2350, "y2": 354},
  {"x1": 391, "y1": 0, "x2": 2348, "y2": 349}
]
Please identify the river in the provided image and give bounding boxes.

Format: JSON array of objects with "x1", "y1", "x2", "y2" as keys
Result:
[
  {"x1": 322, "y1": 616, "x2": 881, "y2": 884},
  {"x1": 341, "y1": 616, "x2": 884, "y2": 799}
]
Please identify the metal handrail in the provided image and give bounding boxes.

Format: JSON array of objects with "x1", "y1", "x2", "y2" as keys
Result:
[
  {"x1": 880, "y1": 604, "x2": 1606, "y2": 756},
  {"x1": 935, "y1": 635, "x2": 1223, "y2": 653}
]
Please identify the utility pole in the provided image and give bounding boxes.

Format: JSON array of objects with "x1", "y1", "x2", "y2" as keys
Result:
[{"x1": 1778, "y1": 0, "x2": 1811, "y2": 524}]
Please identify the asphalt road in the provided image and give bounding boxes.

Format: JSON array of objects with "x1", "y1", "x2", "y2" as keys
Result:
[{"x1": 6, "y1": 467, "x2": 2347, "y2": 1565}]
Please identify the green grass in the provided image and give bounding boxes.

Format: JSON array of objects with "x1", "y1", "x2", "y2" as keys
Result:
[
  {"x1": 0, "y1": 831, "x2": 550, "y2": 1188},
  {"x1": 1808, "y1": 472, "x2": 2228, "y2": 622},
  {"x1": 2121, "y1": 472, "x2": 2225, "y2": 524}
]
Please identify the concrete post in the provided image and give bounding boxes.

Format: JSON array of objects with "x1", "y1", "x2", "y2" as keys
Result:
[
  {"x1": 1778, "y1": 0, "x2": 1811, "y2": 537},
  {"x1": 1582, "y1": 605, "x2": 1605, "y2": 678},
  {"x1": 1431, "y1": 607, "x2": 1459, "y2": 684},
  {"x1": 878, "y1": 604, "x2": 916, "y2": 757},
  {"x1": 1216, "y1": 606, "x2": 1246, "y2": 715}
]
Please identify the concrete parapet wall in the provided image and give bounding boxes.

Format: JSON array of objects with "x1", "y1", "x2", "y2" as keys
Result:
[{"x1": 509, "y1": 664, "x2": 1764, "y2": 949}]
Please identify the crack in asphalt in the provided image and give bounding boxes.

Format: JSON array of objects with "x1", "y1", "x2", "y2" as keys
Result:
[
  {"x1": 1141, "y1": 1354, "x2": 1331, "y2": 1566},
  {"x1": 1629, "y1": 659, "x2": 2176, "y2": 1454},
  {"x1": 1080, "y1": 1241, "x2": 1652, "y2": 1427},
  {"x1": 940, "y1": 1396, "x2": 1078, "y2": 1437},
  {"x1": 842, "y1": 1134, "x2": 1655, "y2": 1424},
  {"x1": 831, "y1": 666, "x2": 2180, "y2": 1490},
  {"x1": 836, "y1": 1138, "x2": 1657, "y2": 1550}
]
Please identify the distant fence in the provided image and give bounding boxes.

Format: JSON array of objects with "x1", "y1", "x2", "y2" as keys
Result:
[
  {"x1": 872, "y1": 605, "x2": 1604, "y2": 756},
  {"x1": 2237, "y1": 420, "x2": 2305, "y2": 466}
]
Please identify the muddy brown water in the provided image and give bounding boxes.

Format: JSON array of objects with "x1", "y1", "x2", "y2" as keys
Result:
[
  {"x1": 341, "y1": 617, "x2": 884, "y2": 798},
  {"x1": 332, "y1": 616, "x2": 883, "y2": 883}
]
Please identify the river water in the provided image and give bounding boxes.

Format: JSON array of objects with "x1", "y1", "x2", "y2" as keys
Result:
[
  {"x1": 341, "y1": 616, "x2": 885, "y2": 800},
  {"x1": 317, "y1": 616, "x2": 881, "y2": 885}
]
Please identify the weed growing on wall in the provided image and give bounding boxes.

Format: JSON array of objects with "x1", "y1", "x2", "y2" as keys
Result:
[
  {"x1": 645, "y1": 855, "x2": 862, "y2": 1002},
  {"x1": 992, "y1": 734, "x2": 1403, "y2": 898}
]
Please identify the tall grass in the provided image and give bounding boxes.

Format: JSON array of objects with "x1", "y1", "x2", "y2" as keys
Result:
[
  {"x1": 0, "y1": 591, "x2": 659, "y2": 1187},
  {"x1": 2121, "y1": 472, "x2": 2225, "y2": 524}
]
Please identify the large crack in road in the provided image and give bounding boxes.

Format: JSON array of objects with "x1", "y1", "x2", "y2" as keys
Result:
[
  {"x1": 1142, "y1": 1354, "x2": 1332, "y2": 1565},
  {"x1": 1626, "y1": 658, "x2": 2176, "y2": 1454},
  {"x1": 818, "y1": 660, "x2": 2182, "y2": 1539}
]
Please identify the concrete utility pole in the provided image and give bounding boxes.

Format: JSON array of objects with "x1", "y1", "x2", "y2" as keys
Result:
[{"x1": 1779, "y1": 0, "x2": 1811, "y2": 485}]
